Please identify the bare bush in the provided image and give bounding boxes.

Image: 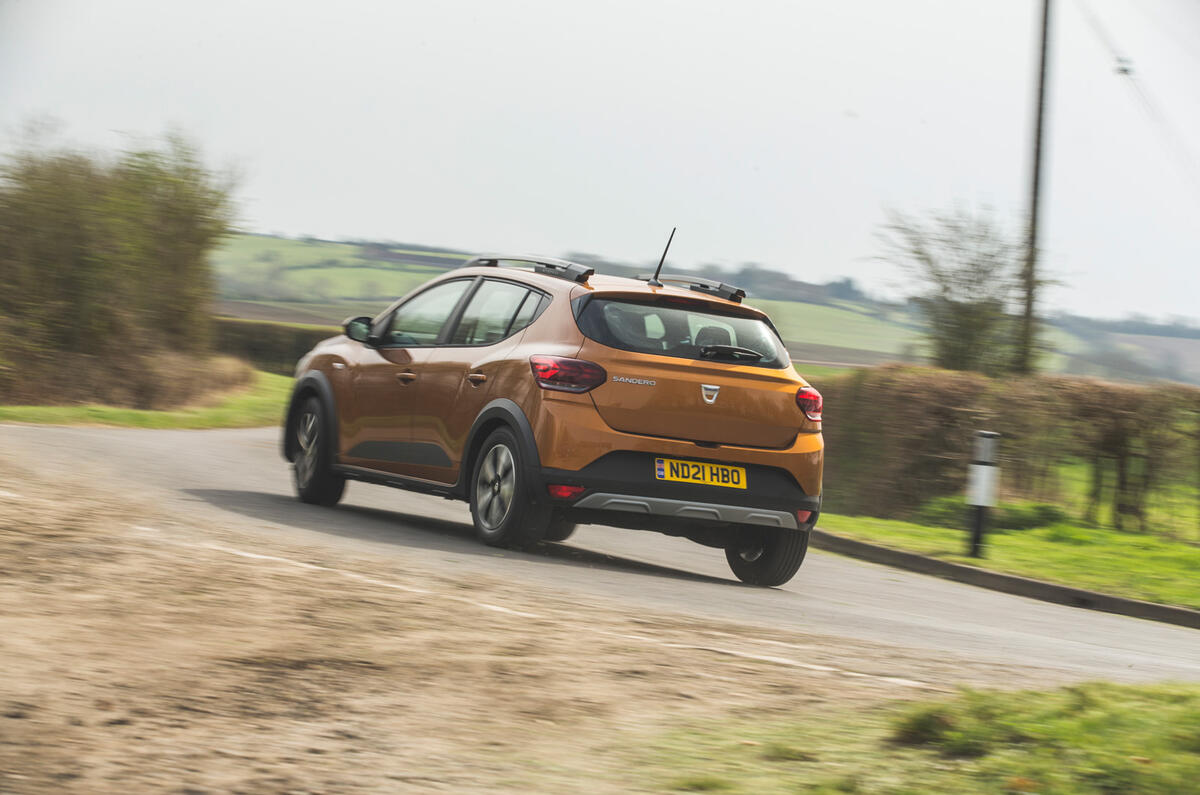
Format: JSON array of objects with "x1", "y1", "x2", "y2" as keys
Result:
[
  {"x1": 0, "y1": 133, "x2": 236, "y2": 406},
  {"x1": 822, "y1": 366, "x2": 1200, "y2": 536},
  {"x1": 878, "y1": 207, "x2": 1021, "y2": 374}
]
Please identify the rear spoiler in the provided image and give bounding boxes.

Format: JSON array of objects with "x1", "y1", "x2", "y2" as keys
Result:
[{"x1": 634, "y1": 273, "x2": 746, "y2": 303}]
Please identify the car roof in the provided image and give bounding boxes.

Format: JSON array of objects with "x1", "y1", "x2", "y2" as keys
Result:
[{"x1": 454, "y1": 258, "x2": 763, "y2": 316}]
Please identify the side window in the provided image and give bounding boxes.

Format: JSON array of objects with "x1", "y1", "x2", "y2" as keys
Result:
[
  {"x1": 383, "y1": 280, "x2": 471, "y2": 346},
  {"x1": 508, "y1": 292, "x2": 546, "y2": 336},
  {"x1": 448, "y1": 280, "x2": 534, "y2": 346}
]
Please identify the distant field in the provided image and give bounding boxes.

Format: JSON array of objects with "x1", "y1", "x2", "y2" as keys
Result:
[
  {"x1": 750, "y1": 298, "x2": 924, "y2": 356},
  {"x1": 1112, "y1": 332, "x2": 1200, "y2": 381},
  {"x1": 211, "y1": 235, "x2": 357, "y2": 271},
  {"x1": 213, "y1": 233, "x2": 468, "y2": 302},
  {"x1": 791, "y1": 362, "x2": 856, "y2": 385},
  {"x1": 215, "y1": 299, "x2": 390, "y2": 325}
]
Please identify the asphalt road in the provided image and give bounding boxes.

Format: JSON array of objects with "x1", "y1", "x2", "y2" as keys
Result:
[{"x1": 4, "y1": 424, "x2": 1200, "y2": 683}]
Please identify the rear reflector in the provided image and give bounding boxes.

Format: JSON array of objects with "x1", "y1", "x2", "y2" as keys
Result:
[
  {"x1": 796, "y1": 386, "x2": 822, "y2": 422},
  {"x1": 796, "y1": 509, "x2": 813, "y2": 524},
  {"x1": 547, "y1": 484, "x2": 586, "y2": 500},
  {"x1": 530, "y1": 355, "x2": 607, "y2": 392}
]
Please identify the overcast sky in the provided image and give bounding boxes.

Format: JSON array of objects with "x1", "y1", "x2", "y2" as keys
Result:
[{"x1": 2, "y1": 0, "x2": 1197, "y2": 320}]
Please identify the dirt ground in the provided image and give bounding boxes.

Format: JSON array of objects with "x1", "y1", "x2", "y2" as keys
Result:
[{"x1": 0, "y1": 456, "x2": 1069, "y2": 794}]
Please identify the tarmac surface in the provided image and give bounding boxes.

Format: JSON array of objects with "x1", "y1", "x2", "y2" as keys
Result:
[{"x1": 4, "y1": 423, "x2": 1200, "y2": 684}]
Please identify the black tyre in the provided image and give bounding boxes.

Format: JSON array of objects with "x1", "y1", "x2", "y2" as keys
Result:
[
  {"x1": 470, "y1": 428, "x2": 549, "y2": 549},
  {"x1": 292, "y1": 396, "x2": 346, "y2": 507},
  {"x1": 725, "y1": 527, "x2": 809, "y2": 586},
  {"x1": 543, "y1": 512, "x2": 577, "y2": 543}
]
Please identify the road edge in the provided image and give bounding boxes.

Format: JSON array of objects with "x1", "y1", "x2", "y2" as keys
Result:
[{"x1": 810, "y1": 529, "x2": 1200, "y2": 631}]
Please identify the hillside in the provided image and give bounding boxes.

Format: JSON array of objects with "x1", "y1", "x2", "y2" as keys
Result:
[{"x1": 210, "y1": 233, "x2": 1195, "y2": 383}]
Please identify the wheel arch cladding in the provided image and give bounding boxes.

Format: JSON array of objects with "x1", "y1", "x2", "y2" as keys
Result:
[
  {"x1": 457, "y1": 398, "x2": 543, "y2": 501},
  {"x1": 282, "y1": 371, "x2": 339, "y2": 464}
]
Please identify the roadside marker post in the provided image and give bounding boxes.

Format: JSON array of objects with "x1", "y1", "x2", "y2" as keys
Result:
[{"x1": 966, "y1": 431, "x2": 1000, "y2": 558}]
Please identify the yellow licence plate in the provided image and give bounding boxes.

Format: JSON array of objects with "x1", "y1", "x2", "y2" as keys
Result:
[{"x1": 655, "y1": 457, "x2": 747, "y2": 489}]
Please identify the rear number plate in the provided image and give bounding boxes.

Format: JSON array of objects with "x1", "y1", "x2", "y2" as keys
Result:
[{"x1": 655, "y1": 457, "x2": 747, "y2": 489}]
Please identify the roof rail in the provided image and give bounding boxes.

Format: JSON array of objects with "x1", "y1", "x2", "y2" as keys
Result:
[
  {"x1": 462, "y1": 254, "x2": 594, "y2": 284},
  {"x1": 634, "y1": 273, "x2": 747, "y2": 303}
]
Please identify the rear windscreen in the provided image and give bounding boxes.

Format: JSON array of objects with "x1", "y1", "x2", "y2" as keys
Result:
[{"x1": 575, "y1": 297, "x2": 790, "y2": 369}]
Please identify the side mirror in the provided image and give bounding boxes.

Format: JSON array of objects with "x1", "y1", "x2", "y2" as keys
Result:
[{"x1": 343, "y1": 316, "x2": 373, "y2": 344}]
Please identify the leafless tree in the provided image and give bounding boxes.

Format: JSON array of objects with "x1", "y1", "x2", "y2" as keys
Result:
[{"x1": 878, "y1": 206, "x2": 1022, "y2": 374}]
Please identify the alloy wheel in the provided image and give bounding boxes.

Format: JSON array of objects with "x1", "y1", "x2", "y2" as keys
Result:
[
  {"x1": 295, "y1": 410, "x2": 319, "y2": 487},
  {"x1": 475, "y1": 443, "x2": 516, "y2": 531}
]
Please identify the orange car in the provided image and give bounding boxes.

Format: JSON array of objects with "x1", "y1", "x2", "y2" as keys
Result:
[{"x1": 283, "y1": 256, "x2": 823, "y2": 585}]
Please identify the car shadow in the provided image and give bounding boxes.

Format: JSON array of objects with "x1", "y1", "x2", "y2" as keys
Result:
[{"x1": 182, "y1": 488, "x2": 735, "y2": 586}]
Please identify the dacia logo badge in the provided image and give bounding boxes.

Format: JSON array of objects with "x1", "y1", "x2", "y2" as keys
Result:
[{"x1": 701, "y1": 384, "x2": 720, "y2": 404}]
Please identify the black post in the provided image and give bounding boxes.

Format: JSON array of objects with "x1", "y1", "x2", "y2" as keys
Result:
[
  {"x1": 969, "y1": 505, "x2": 988, "y2": 558},
  {"x1": 1015, "y1": 0, "x2": 1052, "y2": 374},
  {"x1": 967, "y1": 431, "x2": 1001, "y2": 558}
]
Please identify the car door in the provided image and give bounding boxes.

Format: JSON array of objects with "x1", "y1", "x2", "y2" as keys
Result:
[
  {"x1": 341, "y1": 278, "x2": 474, "y2": 476},
  {"x1": 406, "y1": 279, "x2": 545, "y2": 484}
]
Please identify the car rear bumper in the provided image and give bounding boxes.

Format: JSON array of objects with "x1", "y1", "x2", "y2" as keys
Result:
[
  {"x1": 539, "y1": 450, "x2": 820, "y2": 535},
  {"x1": 573, "y1": 493, "x2": 802, "y2": 529}
]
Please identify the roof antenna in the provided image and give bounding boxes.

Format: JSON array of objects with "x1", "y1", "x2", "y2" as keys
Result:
[{"x1": 648, "y1": 227, "x2": 676, "y2": 288}]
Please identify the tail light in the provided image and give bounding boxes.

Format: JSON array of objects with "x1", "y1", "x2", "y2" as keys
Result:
[
  {"x1": 796, "y1": 386, "x2": 822, "y2": 422},
  {"x1": 530, "y1": 355, "x2": 607, "y2": 393}
]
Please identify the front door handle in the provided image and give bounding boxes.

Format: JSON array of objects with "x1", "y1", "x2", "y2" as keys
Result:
[
  {"x1": 396, "y1": 371, "x2": 417, "y2": 384},
  {"x1": 466, "y1": 372, "x2": 488, "y2": 385}
]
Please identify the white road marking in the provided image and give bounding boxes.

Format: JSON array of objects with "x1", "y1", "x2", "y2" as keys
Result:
[
  {"x1": 0, "y1": 488, "x2": 21, "y2": 499},
  {"x1": 202, "y1": 541, "x2": 431, "y2": 594},
  {"x1": 473, "y1": 603, "x2": 542, "y2": 618},
  {"x1": 129, "y1": 525, "x2": 938, "y2": 690},
  {"x1": 336, "y1": 570, "x2": 432, "y2": 595}
]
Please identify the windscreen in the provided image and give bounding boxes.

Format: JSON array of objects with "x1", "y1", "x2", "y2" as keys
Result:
[{"x1": 576, "y1": 297, "x2": 789, "y2": 369}]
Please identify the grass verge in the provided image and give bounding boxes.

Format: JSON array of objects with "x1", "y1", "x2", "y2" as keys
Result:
[
  {"x1": 646, "y1": 682, "x2": 1200, "y2": 794},
  {"x1": 0, "y1": 371, "x2": 291, "y2": 429},
  {"x1": 819, "y1": 512, "x2": 1200, "y2": 611}
]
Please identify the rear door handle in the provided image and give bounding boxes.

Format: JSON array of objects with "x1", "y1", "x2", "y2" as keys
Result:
[
  {"x1": 396, "y1": 371, "x2": 417, "y2": 384},
  {"x1": 466, "y1": 372, "x2": 488, "y2": 385}
]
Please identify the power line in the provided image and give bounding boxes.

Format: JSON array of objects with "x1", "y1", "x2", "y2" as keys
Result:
[
  {"x1": 1126, "y1": 0, "x2": 1200, "y2": 69},
  {"x1": 1076, "y1": 0, "x2": 1200, "y2": 201}
]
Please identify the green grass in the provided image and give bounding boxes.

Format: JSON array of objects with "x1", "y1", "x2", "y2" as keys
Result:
[
  {"x1": 1054, "y1": 459, "x2": 1200, "y2": 543},
  {"x1": 0, "y1": 371, "x2": 292, "y2": 429},
  {"x1": 642, "y1": 683, "x2": 1200, "y2": 794},
  {"x1": 819, "y1": 511, "x2": 1200, "y2": 610}
]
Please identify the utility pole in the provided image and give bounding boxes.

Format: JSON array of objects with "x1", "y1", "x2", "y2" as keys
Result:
[{"x1": 1015, "y1": 0, "x2": 1052, "y2": 374}]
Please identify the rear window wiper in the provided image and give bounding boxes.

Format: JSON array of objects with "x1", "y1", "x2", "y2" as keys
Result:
[{"x1": 700, "y1": 344, "x2": 765, "y2": 361}]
